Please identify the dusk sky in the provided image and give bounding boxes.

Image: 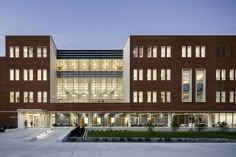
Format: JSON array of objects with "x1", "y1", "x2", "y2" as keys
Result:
[{"x1": 0, "y1": 0, "x2": 235, "y2": 56}]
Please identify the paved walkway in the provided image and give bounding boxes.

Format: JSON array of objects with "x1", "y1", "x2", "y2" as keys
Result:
[{"x1": 0, "y1": 128, "x2": 236, "y2": 157}]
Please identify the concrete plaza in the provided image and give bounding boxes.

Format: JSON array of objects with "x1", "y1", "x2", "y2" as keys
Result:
[{"x1": 0, "y1": 128, "x2": 236, "y2": 157}]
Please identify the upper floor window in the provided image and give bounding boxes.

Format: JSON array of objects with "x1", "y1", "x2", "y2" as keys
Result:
[
  {"x1": 29, "y1": 46, "x2": 33, "y2": 58},
  {"x1": 147, "y1": 46, "x2": 157, "y2": 58},
  {"x1": 216, "y1": 69, "x2": 226, "y2": 81},
  {"x1": 43, "y1": 46, "x2": 47, "y2": 58},
  {"x1": 161, "y1": 69, "x2": 171, "y2": 81},
  {"x1": 24, "y1": 70, "x2": 28, "y2": 81},
  {"x1": 15, "y1": 46, "x2": 19, "y2": 58},
  {"x1": 133, "y1": 69, "x2": 137, "y2": 81},
  {"x1": 10, "y1": 69, "x2": 14, "y2": 81},
  {"x1": 182, "y1": 46, "x2": 192, "y2": 58},
  {"x1": 229, "y1": 91, "x2": 236, "y2": 103},
  {"x1": 10, "y1": 91, "x2": 20, "y2": 103},
  {"x1": 10, "y1": 69, "x2": 19, "y2": 81},
  {"x1": 229, "y1": 69, "x2": 236, "y2": 80},
  {"x1": 161, "y1": 46, "x2": 171, "y2": 58},
  {"x1": 196, "y1": 69, "x2": 206, "y2": 102},
  {"x1": 29, "y1": 69, "x2": 34, "y2": 81},
  {"x1": 29, "y1": 91, "x2": 34, "y2": 103},
  {"x1": 9, "y1": 46, "x2": 19, "y2": 58},
  {"x1": 24, "y1": 92, "x2": 28, "y2": 103},
  {"x1": 196, "y1": 46, "x2": 205, "y2": 58},
  {"x1": 43, "y1": 69, "x2": 47, "y2": 81},
  {"x1": 23, "y1": 46, "x2": 28, "y2": 58},
  {"x1": 37, "y1": 46, "x2": 42, "y2": 58},
  {"x1": 182, "y1": 69, "x2": 192, "y2": 102},
  {"x1": 37, "y1": 69, "x2": 42, "y2": 81},
  {"x1": 216, "y1": 91, "x2": 226, "y2": 103},
  {"x1": 133, "y1": 46, "x2": 143, "y2": 58},
  {"x1": 10, "y1": 92, "x2": 14, "y2": 103},
  {"x1": 9, "y1": 46, "x2": 14, "y2": 58},
  {"x1": 37, "y1": 91, "x2": 42, "y2": 103},
  {"x1": 147, "y1": 69, "x2": 152, "y2": 81},
  {"x1": 43, "y1": 91, "x2": 47, "y2": 103},
  {"x1": 161, "y1": 91, "x2": 171, "y2": 103}
]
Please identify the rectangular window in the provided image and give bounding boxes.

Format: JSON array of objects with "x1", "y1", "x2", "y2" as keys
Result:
[
  {"x1": 195, "y1": 46, "x2": 200, "y2": 58},
  {"x1": 43, "y1": 46, "x2": 47, "y2": 58},
  {"x1": 196, "y1": 69, "x2": 206, "y2": 102},
  {"x1": 166, "y1": 91, "x2": 171, "y2": 103},
  {"x1": 15, "y1": 91, "x2": 20, "y2": 103},
  {"x1": 23, "y1": 46, "x2": 28, "y2": 58},
  {"x1": 29, "y1": 91, "x2": 33, "y2": 103},
  {"x1": 139, "y1": 69, "x2": 143, "y2": 81},
  {"x1": 216, "y1": 69, "x2": 221, "y2": 80},
  {"x1": 187, "y1": 46, "x2": 192, "y2": 58},
  {"x1": 221, "y1": 69, "x2": 226, "y2": 80},
  {"x1": 153, "y1": 91, "x2": 157, "y2": 103},
  {"x1": 9, "y1": 46, "x2": 14, "y2": 58},
  {"x1": 147, "y1": 91, "x2": 152, "y2": 103},
  {"x1": 133, "y1": 47, "x2": 138, "y2": 58},
  {"x1": 37, "y1": 46, "x2": 42, "y2": 58},
  {"x1": 37, "y1": 91, "x2": 42, "y2": 103},
  {"x1": 24, "y1": 69, "x2": 28, "y2": 81},
  {"x1": 161, "y1": 69, "x2": 165, "y2": 80},
  {"x1": 15, "y1": 46, "x2": 19, "y2": 58},
  {"x1": 10, "y1": 92, "x2": 14, "y2": 103},
  {"x1": 43, "y1": 91, "x2": 47, "y2": 103},
  {"x1": 139, "y1": 91, "x2": 143, "y2": 103},
  {"x1": 133, "y1": 91, "x2": 137, "y2": 103},
  {"x1": 182, "y1": 46, "x2": 186, "y2": 58},
  {"x1": 153, "y1": 69, "x2": 157, "y2": 80},
  {"x1": 133, "y1": 69, "x2": 137, "y2": 81},
  {"x1": 153, "y1": 46, "x2": 157, "y2": 58},
  {"x1": 201, "y1": 46, "x2": 205, "y2": 57},
  {"x1": 43, "y1": 69, "x2": 47, "y2": 81},
  {"x1": 24, "y1": 92, "x2": 28, "y2": 103},
  {"x1": 37, "y1": 69, "x2": 41, "y2": 81},
  {"x1": 229, "y1": 69, "x2": 236, "y2": 80},
  {"x1": 167, "y1": 69, "x2": 171, "y2": 80},
  {"x1": 229, "y1": 91, "x2": 234, "y2": 103},
  {"x1": 167, "y1": 46, "x2": 171, "y2": 58},
  {"x1": 29, "y1": 46, "x2": 33, "y2": 58},
  {"x1": 161, "y1": 91, "x2": 165, "y2": 103},
  {"x1": 216, "y1": 91, "x2": 220, "y2": 103},
  {"x1": 147, "y1": 69, "x2": 151, "y2": 81},
  {"x1": 15, "y1": 69, "x2": 20, "y2": 81},
  {"x1": 139, "y1": 47, "x2": 143, "y2": 58},
  {"x1": 161, "y1": 46, "x2": 165, "y2": 58},
  {"x1": 182, "y1": 69, "x2": 192, "y2": 102},
  {"x1": 147, "y1": 46, "x2": 152, "y2": 58},
  {"x1": 10, "y1": 69, "x2": 14, "y2": 81},
  {"x1": 29, "y1": 69, "x2": 33, "y2": 81},
  {"x1": 221, "y1": 91, "x2": 226, "y2": 103}
]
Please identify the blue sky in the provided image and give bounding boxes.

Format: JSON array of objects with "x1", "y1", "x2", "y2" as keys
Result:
[{"x1": 0, "y1": 0, "x2": 235, "y2": 56}]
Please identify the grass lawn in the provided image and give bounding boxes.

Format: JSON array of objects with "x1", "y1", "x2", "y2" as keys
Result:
[{"x1": 88, "y1": 131, "x2": 236, "y2": 139}]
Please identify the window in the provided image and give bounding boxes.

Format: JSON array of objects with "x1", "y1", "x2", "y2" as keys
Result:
[
  {"x1": 229, "y1": 91, "x2": 236, "y2": 103},
  {"x1": 29, "y1": 46, "x2": 33, "y2": 58},
  {"x1": 133, "y1": 47, "x2": 138, "y2": 58},
  {"x1": 10, "y1": 69, "x2": 14, "y2": 81},
  {"x1": 37, "y1": 70, "x2": 41, "y2": 81},
  {"x1": 216, "y1": 69, "x2": 226, "y2": 80},
  {"x1": 15, "y1": 91, "x2": 20, "y2": 103},
  {"x1": 24, "y1": 92, "x2": 28, "y2": 103},
  {"x1": 9, "y1": 46, "x2": 14, "y2": 58},
  {"x1": 229, "y1": 69, "x2": 236, "y2": 80},
  {"x1": 196, "y1": 46, "x2": 205, "y2": 58},
  {"x1": 133, "y1": 91, "x2": 137, "y2": 103},
  {"x1": 15, "y1": 46, "x2": 19, "y2": 58},
  {"x1": 37, "y1": 92, "x2": 42, "y2": 103},
  {"x1": 43, "y1": 91, "x2": 47, "y2": 103},
  {"x1": 139, "y1": 91, "x2": 143, "y2": 103},
  {"x1": 23, "y1": 46, "x2": 28, "y2": 58},
  {"x1": 43, "y1": 69, "x2": 47, "y2": 81},
  {"x1": 24, "y1": 70, "x2": 28, "y2": 81},
  {"x1": 147, "y1": 69, "x2": 151, "y2": 81},
  {"x1": 153, "y1": 69, "x2": 157, "y2": 80},
  {"x1": 29, "y1": 69, "x2": 33, "y2": 81},
  {"x1": 29, "y1": 91, "x2": 33, "y2": 103},
  {"x1": 196, "y1": 69, "x2": 206, "y2": 102},
  {"x1": 161, "y1": 69, "x2": 165, "y2": 80},
  {"x1": 10, "y1": 92, "x2": 14, "y2": 103},
  {"x1": 153, "y1": 91, "x2": 157, "y2": 103},
  {"x1": 37, "y1": 46, "x2": 42, "y2": 58},
  {"x1": 15, "y1": 69, "x2": 20, "y2": 81},
  {"x1": 182, "y1": 69, "x2": 192, "y2": 102},
  {"x1": 133, "y1": 69, "x2": 137, "y2": 81},
  {"x1": 147, "y1": 46, "x2": 152, "y2": 58},
  {"x1": 216, "y1": 91, "x2": 226, "y2": 103},
  {"x1": 182, "y1": 46, "x2": 186, "y2": 57},
  {"x1": 161, "y1": 46, "x2": 165, "y2": 58},
  {"x1": 43, "y1": 46, "x2": 47, "y2": 58},
  {"x1": 147, "y1": 91, "x2": 152, "y2": 103},
  {"x1": 167, "y1": 46, "x2": 171, "y2": 58},
  {"x1": 139, "y1": 69, "x2": 143, "y2": 81},
  {"x1": 161, "y1": 91, "x2": 165, "y2": 103},
  {"x1": 182, "y1": 46, "x2": 191, "y2": 58},
  {"x1": 139, "y1": 47, "x2": 143, "y2": 58},
  {"x1": 161, "y1": 91, "x2": 171, "y2": 103},
  {"x1": 153, "y1": 46, "x2": 157, "y2": 58},
  {"x1": 161, "y1": 69, "x2": 171, "y2": 81}
]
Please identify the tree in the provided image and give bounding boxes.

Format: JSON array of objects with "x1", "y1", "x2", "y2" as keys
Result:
[{"x1": 171, "y1": 116, "x2": 180, "y2": 131}]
